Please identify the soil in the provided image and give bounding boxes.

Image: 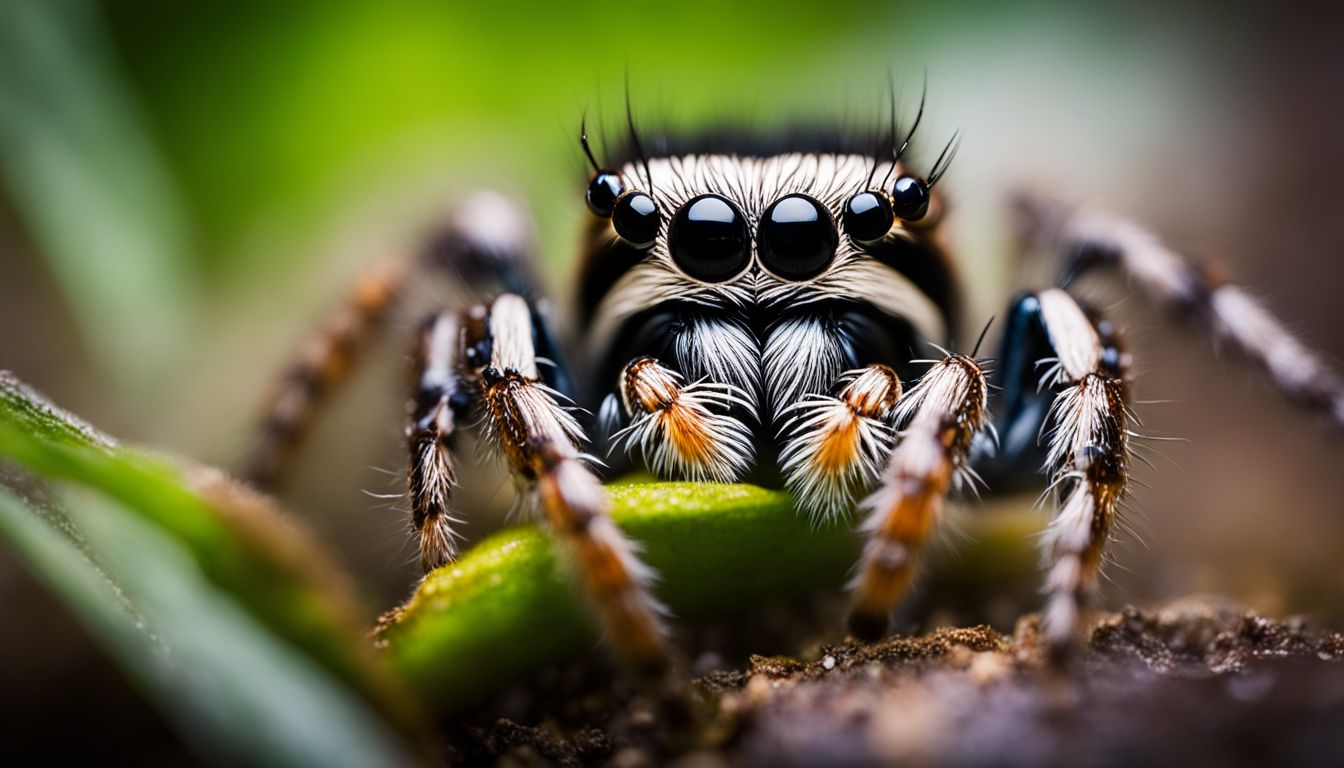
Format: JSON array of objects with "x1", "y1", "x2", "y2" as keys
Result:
[{"x1": 441, "y1": 598, "x2": 1344, "y2": 767}]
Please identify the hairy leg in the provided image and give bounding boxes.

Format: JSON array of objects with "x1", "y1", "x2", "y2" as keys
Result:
[
  {"x1": 1032, "y1": 290, "x2": 1132, "y2": 656},
  {"x1": 243, "y1": 259, "x2": 405, "y2": 489},
  {"x1": 1017, "y1": 194, "x2": 1344, "y2": 431},
  {"x1": 244, "y1": 191, "x2": 538, "y2": 490},
  {"x1": 610, "y1": 356, "x2": 754, "y2": 483},
  {"x1": 405, "y1": 310, "x2": 470, "y2": 572},
  {"x1": 848, "y1": 353, "x2": 990, "y2": 639},
  {"x1": 778, "y1": 365, "x2": 903, "y2": 521},
  {"x1": 978, "y1": 288, "x2": 1134, "y2": 658},
  {"x1": 470, "y1": 294, "x2": 671, "y2": 671}
]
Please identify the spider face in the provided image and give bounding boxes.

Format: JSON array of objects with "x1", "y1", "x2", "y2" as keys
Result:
[{"x1": 588, "y1": 153, "x2": 948, "y2": 313}]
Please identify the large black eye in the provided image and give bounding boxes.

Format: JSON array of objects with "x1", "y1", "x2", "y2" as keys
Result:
[
  {"x1": 668, "y1": 194, "x2": 750, "y2": 282},
  {"x1": 612, "y1": 192, "x2": 660, "y2": 249},
  {"x1": 586, "y1": 171, "x2": 623, "y2": 218},
  {"x1": 757, "y1": 193, "x2": 837, "y2": 280},
  {"x1": 891, "y1": 175, "x2": 930, "y2": 221},
  {"x1": 842, "y1": 191, "x2": 894, "y2": 244}
]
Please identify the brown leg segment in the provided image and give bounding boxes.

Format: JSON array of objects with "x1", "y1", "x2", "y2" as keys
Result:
[
  {"x1": 242, "y1": 259, "x2": 405, "y2": 490},
  {"x1": 406, "y1": 310, "x2": 467, "y2": 573},
  {"x1": 613, "y1": 356, "x2": 754, "y2": 484},
  {"x1": 848, "y1": 354, "x2": 989, "y2": 639},
  {"x1": 533, "y1": 439, "x2": 668, "y2": 671},
  {"x1": 778, "y1": 364, "x2": 903, "y2": 522},
  {"x1": 244, "y1": 191, "x2": 538, "y2": 492},
  {"x1": 475, "y1": 295, "x2": 671, "y2": 672}
]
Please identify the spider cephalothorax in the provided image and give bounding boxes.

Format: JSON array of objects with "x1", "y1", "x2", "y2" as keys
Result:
[{"x1": 244, "y1": 96, "x2": 1344, "y2": 673}]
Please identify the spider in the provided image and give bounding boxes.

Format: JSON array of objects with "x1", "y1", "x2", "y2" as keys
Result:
[{"x1": 241, "y1": 91, "x2": 1344, "y2": 673}]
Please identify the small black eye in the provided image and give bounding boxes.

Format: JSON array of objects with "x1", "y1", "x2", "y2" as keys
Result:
[
  {"x1": 612, "y1": 192, "x2": 660, "y2": 249},
  {"x1": 586, "y1": 171, "x2": 624, "y2": 218},
  {"x1": 891, "y1": 175, "x2": 930, "y2": 221},
  {"x1": 757, "y1": 193, "x2": 838, "y2": 280},
  {"x1": 842, "y1": 191, "x2": 895, "y2": 244},
  {"x1": 669, "y1": 194, "x2": 750, "y2": 282}
]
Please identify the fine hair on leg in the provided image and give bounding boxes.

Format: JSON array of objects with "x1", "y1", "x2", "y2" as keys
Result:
[
  {"x1": 612, "y1": 356, "x2": 755, "y2": 484},
  {"x1": 1017, "y1": 194, "x2": 1344, "y2": 433},
  {"x1": 405, "y1": 310, "x2": 469, "y2": 573},
  {"x1": 778, "y1": 364, "x2": 903, "y2": 522},
  {"x1": 848, "y1": 353, "x2": 989, "y2": 639},
  {"x1": 1033, "y1": 289, "x2": 1133, "y2": 658},
  {"x1": 474, "y1": 294, "x2": 672, "y2": 672}
]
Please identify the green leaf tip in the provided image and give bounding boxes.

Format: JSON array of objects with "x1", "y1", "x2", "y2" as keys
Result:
[{"x1": 378, "y1": 481, "x2": 861, "y2": 711}]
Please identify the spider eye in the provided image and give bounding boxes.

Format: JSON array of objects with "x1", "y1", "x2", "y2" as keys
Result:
[
  {"x1": 757, "y1": 193, "x2": 838, "y2": 280},
  {"x1": 586, "y1": 171, "x2": 624, "y2": 218},
  {"x1": 612, "y1": 192, "x2": 660, "y2": 249},
  {"x1": 668, "y1": 194, "x2": 750, "y2": 282},
  {"x1": 842, "y1": 190, "x2": 895, "y2": 244},
  {"x1": 891, "y1": 175, "x2": 930, "y2": 222}
]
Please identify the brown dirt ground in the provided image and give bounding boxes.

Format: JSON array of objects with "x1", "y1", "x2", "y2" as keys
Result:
[{"x1": 441, "y1": 598, "x2": 1344, "y2": 767}]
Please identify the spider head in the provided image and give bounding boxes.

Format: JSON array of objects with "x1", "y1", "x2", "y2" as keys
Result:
[{"x1": 582, "y1": 153, "x2": 944, "y2": 293}]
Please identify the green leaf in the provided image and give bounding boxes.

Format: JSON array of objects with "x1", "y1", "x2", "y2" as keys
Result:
[
  {"x1": 379, "y1": 482, "x2": 860, "y2": 711},
  {"x1": 0, "y1": 2, "x2": 197, "y2": 393},
  {"x1": 0, "y1": 486, "x2": 415, "y2": 767},
  {"x1": 0, "y1": 372, "x2": 427, "y2": 765}
]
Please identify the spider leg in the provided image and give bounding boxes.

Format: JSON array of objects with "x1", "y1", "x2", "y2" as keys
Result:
[
  {"x1": 594, "y1": 305, "x2": 758, "y2": 482},
  {"x1": 765, "y1": 306, "x2": 937, "y2": 520},
  {"x1": 242, "y1": 258, "x2": 405, "y2": 489},
  {"x1": 977, "y1": 288, "x2": 1133, "y2": 659},
  {"x1": 608, "y1": 356, "x2": 755, "y2": 483},
  {"x1": 243, "y1": 191, "x2": 540, "y2": 490},
  {"x1": 467, "y1": 293, "x2": 671, "y2": 671},
  {"x1": 777, "y1": 365, "x2": 902, "y2": 522},
  {"x1": 847, "y1": 353, "x2": 990, "y2": 640},
  {"x1": 1017, "y1": 194, "x2": 1344, "y2": 432},
  {"x1": 405, "y1": 310, "x2": 471, "y2": 572}
]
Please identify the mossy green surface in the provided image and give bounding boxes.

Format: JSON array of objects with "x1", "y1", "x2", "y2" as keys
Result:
[{"x1": 381, "y1": 482, "x2": 861, "y2": 711}]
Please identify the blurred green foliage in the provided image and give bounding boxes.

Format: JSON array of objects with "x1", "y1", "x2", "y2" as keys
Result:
[
  {"x1": 0, "y1": 2, "x2": 195, "y2": 389},
  {"x1": 102, "y1": 0, "x2": 921, "y2": 274},
  {"x1": 0, "y1": 372, "x2": 427, "y2": 765}
]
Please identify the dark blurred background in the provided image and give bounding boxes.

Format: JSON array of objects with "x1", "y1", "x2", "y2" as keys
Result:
[{"x1": 1, "y1": 0, "x2": 1342, "y2": 758}]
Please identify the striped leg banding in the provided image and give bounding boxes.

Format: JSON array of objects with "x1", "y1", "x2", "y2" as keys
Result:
[
  {"x1": 406, "y1": 310, "x2": 467, "y2": 573},
  {"x1": 1019, "y1": 195, "x2": 1344, "y2": 433},
  {"x1": 477, "y1": 295, "x2": 672, "y2": 672},
  {"x1": 848, "y1": 354, "x2": 989, "y2": 640},
  {"x1": 244, "y1": 259, "x2": 405, "y2": 489},
  {"x1": 1033, "y1": 288, "x2": 1133, "y2": 658}
]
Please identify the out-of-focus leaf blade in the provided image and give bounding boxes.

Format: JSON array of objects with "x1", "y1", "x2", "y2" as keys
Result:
[
  {"x1": 0, "y1": 373, "x2": 394, "y2": 705},
  {"x1": 0, "y1": 372, "x2": 428, "y2": 761},
  {"x1": 0, "y1": 1, "x2": 195, "y2": 393},
  {"x1": 0, "y1": 485, "x2": 416, "y2": 767},
  {"x1": 379, "y1": 482, "x2": 860, "y2": 711}
]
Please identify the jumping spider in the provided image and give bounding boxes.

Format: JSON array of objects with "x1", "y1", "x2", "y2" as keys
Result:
[{"x1": 243, "y1": 92, "x2": 1344, "y2": 672}]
